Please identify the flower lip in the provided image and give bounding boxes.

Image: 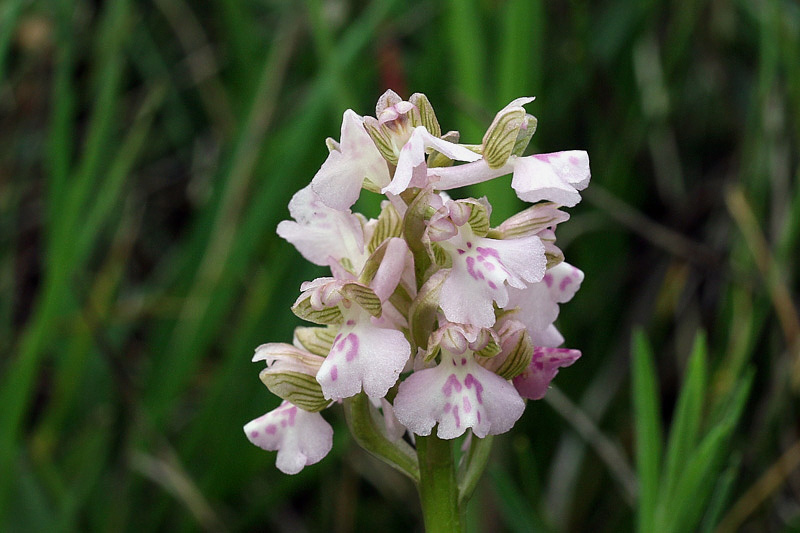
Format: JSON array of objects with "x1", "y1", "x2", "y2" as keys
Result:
[
  {"x1": 393, "y1": 346, "x2": 525, "y2": 439},
  {"x1": 244, "y1": 401, "x2": 333, "y2": 474}
]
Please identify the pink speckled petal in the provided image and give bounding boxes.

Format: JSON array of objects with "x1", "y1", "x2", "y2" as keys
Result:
[
  {"x1": 546, "y1": 261, "x2": 585, "y2": 303},
  {"x1": 243, "y1": 401, "x2": 333, "y2": 474},
  {"x1": 439, "y1": 265, "x2": 501, "y2": 328},
  {"x1": 439, "y1": 233, "x2": 546, "y2": 328},
  {"x1": 316, "y1": 314, "x2": 410, "y2": 400},
  {"x1": 393, "y1": 351, "x2": 525, "y2": 439},
  {"x1": 513, "y1": 347, "x2": 581, "y2": 400},
  {"x1": 489, "y1": 235, "x2": 547, "y2": 286}
]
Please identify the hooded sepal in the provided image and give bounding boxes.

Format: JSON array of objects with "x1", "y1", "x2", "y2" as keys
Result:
[
  {"x1": 293, "y1": 326, "x2": 337, "y2": 357},
  {"x1": 482, "y1": 98, "x2": 533, "y2": 168},
  {"x1": 487, "y1": 202, "x2": 569, "y2": 240},
  {"x1": 476, "y1": 319, "x2": 534, "y2": 379},
  {"x1": 511, "y1": 114, "x2": 538, "y2": 156},
  {"x1": 367, "y1": 201, "x2": 403, "y2": 254},
  {"x1": 409, "y1": 92, "x2": 441, "y2": 138},
  {"x1": 253, "y1": 343, "x2": 329, "y2": 412}
]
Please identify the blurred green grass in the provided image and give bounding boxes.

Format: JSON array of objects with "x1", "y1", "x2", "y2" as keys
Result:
[{"x1": 1, "y1": 0, "x2": 799, "y2": 531}]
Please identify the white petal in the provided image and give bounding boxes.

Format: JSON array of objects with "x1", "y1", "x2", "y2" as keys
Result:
[
  {"x1": 506, "y1": 283, "x2": 560, "y2": 341},
  {"x1": 312, "y1": 110, "x2": 390, "y2": 210},
  {"x1": 511, "y1": 151, "x2": 590, "y2": 207},
  {"x1": 428, "y1": 159, "x2": 513, "y2": 190},
  {"x1": 279, "y1": 185, "x2": 365, "y2": 266},
  {"x1": 383, "y1": 127, "x2": 426, "y2": 195},
  {"x1": 418, "y1": 128, "x2": 481, "y2": 162},
  {"x1": 369, "y1": 238, "x2": 410, "y2": 302}
]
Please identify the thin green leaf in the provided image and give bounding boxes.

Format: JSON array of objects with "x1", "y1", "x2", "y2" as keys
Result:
[
  {"x1": 657, "y1": 331, "x2": 707, "y2": 521},
  {"x1": 664, "y1": 372, "x2": 752, "y2": 533},
  {"x1": 699, "y1": 459, "x2": 740, "y2": 533},
  {"x1": 631, "y1": 329, "x2": 662, "y2": 533},
  {"x1": 489, "y1": 467, "x2": 550, "y2": 533}
]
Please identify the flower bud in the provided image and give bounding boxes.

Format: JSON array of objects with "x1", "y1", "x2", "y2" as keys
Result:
[
  {"x1": 293, "y1": 326, "x2": 337, "y2": 357},
  {"x1": 367, "y1": 202, "x2": 403, "y2": 254},
  {"x1": 365, "y1": 99, "x2": 423, "y2": 164},
  {"x1": 292, "y1": 279, "x2": 383, "y2": 324},
  {"x1": 427, "y1": 208, "x2": 459, "y2": 242},
  {"x1": 477, "y1": 319, "x2": 534, "y2": 379},
  {"x1": 488, "y1": 203, "x2": 569, "y2": 240}
]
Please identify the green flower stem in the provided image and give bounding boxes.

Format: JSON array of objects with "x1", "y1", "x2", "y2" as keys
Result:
[
  {"x1": 416, "y1": 434, "x2": 464, "y2": 533},
  {"x1": 342, "y1": 393, "x2": 420, "y2": 483},
  {"x1": 458, "y1": 435, "x2": 494, "y2": 506}
]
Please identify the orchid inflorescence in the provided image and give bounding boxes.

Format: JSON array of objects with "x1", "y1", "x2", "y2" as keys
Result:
[{"x1": 243, "y1": 90, "x2": 589, "y2": 479}]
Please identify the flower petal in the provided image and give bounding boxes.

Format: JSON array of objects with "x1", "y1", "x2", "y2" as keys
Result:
[
  {"x1": 244, "y1": 401, "x2": 333, "y2": 474},
  {"x1": 368, "y1": 237, "x2": 410, "y2": 302},
  {"x1": 511, "y1": 151, "x2": 590, "y2": 207},
  {"x1": 439, "y1": 265, "x2": 500, "y2": 328},
  {"x1": 393, "y1": 351, "x2": 525, "y2": 439},
  {"x1": 316, "y1": 313, "x2": 411, "y2": 400},
  {"x1": 439, "y1": 233, "x2": 546, "y2": 328},
  {"x1": 419, "y1": 128, "x2": 481, "y2": 163},
  {"x1": 277, "y1": 185, "x2": 365, "y2": 266},
  {"x1": 428, "y1": 159, "x2": 512, "y2": 190},
  {"x1": 383, "y1": 127, "x2": 426, "y2": 195},
  {"x1": 545, "y1": 261, "x2": 584, "y2": 303},
  {"x1": 312, "y1": 110, "x2": 390, "y2": 210},
  {"x1": 512, "y1": 347, "x2": 581, "y2": 400},
  {"x1": 383, "y1": 127, "x2": 482, "y2": 196},
  {"x1": 506, "y1": 283, "x2": 559, "y2": 342}
]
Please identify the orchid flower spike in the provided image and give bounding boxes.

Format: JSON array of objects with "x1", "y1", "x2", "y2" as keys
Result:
[{"x1": 244, "y1": 91, "x2": 589, "y2": 484}]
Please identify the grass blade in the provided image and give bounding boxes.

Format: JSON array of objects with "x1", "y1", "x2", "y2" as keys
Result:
[
  {"x1": 631, "y1": 329, "x2": 662, "y2": 533},
  {"x1": 657, "y1": 331, "x2": 707, "y2": 521}
]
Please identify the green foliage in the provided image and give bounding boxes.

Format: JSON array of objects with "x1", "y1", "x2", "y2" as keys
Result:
[{"x1": 633, "y1": 331, "x2": 752, "y2": 533}]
